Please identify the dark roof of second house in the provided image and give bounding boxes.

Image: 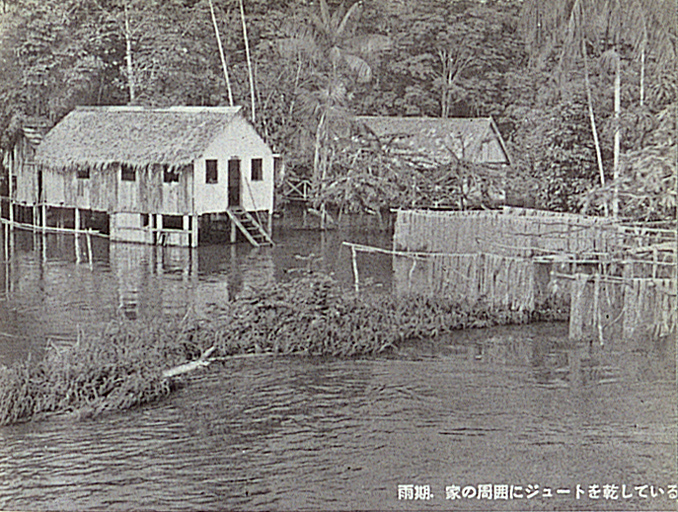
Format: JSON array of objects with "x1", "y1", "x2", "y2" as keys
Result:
[
  {"x1": 357, "y1": 116, "x2": 511, "y2": 166},
  {"x1": 35, "y1": 106, "x2": 244, "y2": 170}
]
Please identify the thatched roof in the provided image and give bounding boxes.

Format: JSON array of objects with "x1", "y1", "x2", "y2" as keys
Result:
[
  {"x1": 35, "y1": 106, "x2": 244, "y2": 170},
  {"x1": 357, "y1": 116, "x2": 511, "y2": 166}
]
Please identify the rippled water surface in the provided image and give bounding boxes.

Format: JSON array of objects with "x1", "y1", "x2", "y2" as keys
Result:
[
  {"x1": 0, "y1": 230, "x2": 676, "y2": 511},
  {"x1": 0, "y1": 228, "x2": 392, "y2": 364}
]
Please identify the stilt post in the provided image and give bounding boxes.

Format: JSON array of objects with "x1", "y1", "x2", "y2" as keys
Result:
[
  {"x1": 74, "y1": 207, "x2": 81, "y2": 264},
  {"x1": 183, "y1": 214, "x2": 190, "y2": 247},
  {"x1": 191, "y1": 215, "x2": 199, "y2": 248},
  {"x1": 230, "y1": 215, "x2": 237, "y2": 244},
  {"x1": 86, "y1": 229, "x2": 93, "y2": 268}
]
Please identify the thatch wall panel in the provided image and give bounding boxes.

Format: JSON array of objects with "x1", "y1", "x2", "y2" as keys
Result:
[
  {"x1": 43, "y1": 169, "x2": 66, "y2": 206},
  {"x1": 569, "y1": 274, "x2": 676, "y2": 341},
  {"x1": 117, "y1": 170, "x2": 140, "y2": 212},
  {"x1": 394, "y1": 208, "x2": 620, "y2": 256},
  {"x1": 12, "y1": 140, "x2": 40, "y2": 205}
]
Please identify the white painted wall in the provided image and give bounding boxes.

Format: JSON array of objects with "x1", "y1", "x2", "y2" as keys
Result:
[{"x1": 196, "y1": 116, "x2": 274, "y2": 214}]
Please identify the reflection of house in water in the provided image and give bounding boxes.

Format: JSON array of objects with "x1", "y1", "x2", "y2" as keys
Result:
[
  {"x1": 0, "y1": 230, "x2": 276, "y2": 347},
  {"x1": 109, "y1": 242, "x2": 275, "y2": 319},
  {"x1": 110, "y1": 243, "x2": 198, "y2": 319}
]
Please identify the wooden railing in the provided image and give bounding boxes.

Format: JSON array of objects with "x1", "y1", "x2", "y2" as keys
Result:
[{"x1": 282, "y1": 177, "x2": 313, "y2": 202}]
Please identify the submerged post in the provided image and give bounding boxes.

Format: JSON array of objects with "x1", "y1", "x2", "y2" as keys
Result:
[
  {"x1": 191, "y1": 215, "x2": 199, "y2": 248},
  {"x1": 86, "y1": 229, "x2": 93, "y2": 268},
  {"x1": 593, "y1": 272, "x2": 603, "y2": 346},
  {"x1": 183, "y1": 215, "x2": 190, "y2": 247},
  {"x1": 351, "y1": 245, "x2": 360, "y2": 293},
  {"x1": 3, "y1": 222, "x2": 8, "y2": 262}
]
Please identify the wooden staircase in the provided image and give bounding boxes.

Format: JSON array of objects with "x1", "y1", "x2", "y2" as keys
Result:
[{"x1": 226, "y1": 207, "x2": 274, "y2": 247}]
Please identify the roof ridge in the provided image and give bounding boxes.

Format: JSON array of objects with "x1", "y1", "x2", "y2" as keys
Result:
[
  {"x1": 357, "y1": 115, "x2": 492, "y2": 121},
  {"x1": 74, "y1": 105, "x2": 243, "y2": 114}
]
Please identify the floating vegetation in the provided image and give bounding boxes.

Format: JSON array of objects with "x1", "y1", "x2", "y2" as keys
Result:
[
  {"x1": 0, "y1": 272, "x2": 566, "y2": 426},
  {"x1": 0, "y1": 318, "x2": 201, "y2": 426}
]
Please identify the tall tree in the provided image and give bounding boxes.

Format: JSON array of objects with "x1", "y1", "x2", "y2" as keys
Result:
[
  {"x1": 238, "y1": 0, "x2": 255, "y2": 122},
  {"x1": 274, "y1": 0, "x2": 390, "y2": 227},
  {"x1": 518, "y1": 0, "x2": 677, "y2": 217}
]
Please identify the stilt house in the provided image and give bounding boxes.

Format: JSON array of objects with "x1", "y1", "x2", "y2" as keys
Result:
[{"x1": 30, "y1": 106, "x2": 274, "y2": 246}]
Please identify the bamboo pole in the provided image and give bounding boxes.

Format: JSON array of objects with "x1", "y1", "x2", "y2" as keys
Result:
[
  {"x1": 351, "y1": 245, "x2": 360, "y2": 293},
  {"x1": 0, "y1": 218, "x2": 109, "y2": 238},
  {"x1": 613, "y1": 51, "x2": 621, "y2": 219},
  {"x1": 593, "y1": 272, "x2": 604, "y2": 346},
  {"x1": 239, "y1": 0, "x2": 256, "y2": 122}
]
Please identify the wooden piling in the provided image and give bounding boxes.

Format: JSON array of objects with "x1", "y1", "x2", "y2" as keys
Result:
[
  {"x1": 569, "y1": 273, "x2": 590, "y2": 341},
  {"x1": 351, "y1": 245, "x2": 360, "y2": 293},
  {"x1": 86, "y1": 229, "x2": 93, "y2": 268},
  {"x1": 191, "y1": 215, "x2": 199, "y2": 248}
]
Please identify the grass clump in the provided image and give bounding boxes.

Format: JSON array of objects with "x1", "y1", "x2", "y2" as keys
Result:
[
  {"x1": 0, "y1": 317, "x2": 205, "y2": 426},
  {"x1": 0, "y1": 272, "x2": 565, "y2": 425},
  {"x1": 189, "y1": 271, "x2": 565, "y2": 357}
]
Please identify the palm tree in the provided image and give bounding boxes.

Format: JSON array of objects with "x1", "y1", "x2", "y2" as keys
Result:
[
  {"x1": 518, "y1": 0, "x2": 676, "y2": 217},
  {"x1": 277, "y1": 0, "x2": 390, "y2": 228}
]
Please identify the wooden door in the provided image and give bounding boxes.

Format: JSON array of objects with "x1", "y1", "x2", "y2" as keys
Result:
[{"x1": 228, "y1": 159, "x2": 241, "y2": 207}]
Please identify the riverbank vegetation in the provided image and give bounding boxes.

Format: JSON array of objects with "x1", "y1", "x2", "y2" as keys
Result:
[
  {"x1": 1, "y1": 0, "x2": 675, "y2": 221},
  {"x1": 0, "y1": 271, "x2": 567, "y2": 426}
]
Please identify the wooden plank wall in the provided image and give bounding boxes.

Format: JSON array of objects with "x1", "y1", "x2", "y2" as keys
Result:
[{"x1": 46, "y1": 164, "x2": 192, "y2": 214}]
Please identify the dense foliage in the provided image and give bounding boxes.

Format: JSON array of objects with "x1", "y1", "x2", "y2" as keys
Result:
[{"x1": 0, "y1": 0, "x2": 675, "y2": 220}]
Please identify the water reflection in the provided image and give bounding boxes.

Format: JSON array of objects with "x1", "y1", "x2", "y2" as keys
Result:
[
  {"x1": 0, "y1": 228, "x2": 675, "y2": 510},
  {"x1": 0, "y1": 227, "x2": 393, "y2": 365}
]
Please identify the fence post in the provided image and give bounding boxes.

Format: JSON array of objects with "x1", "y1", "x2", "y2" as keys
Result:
[
  {"x1": 351, "y1": 245, "x2": 360, "y2": 293},
  {"x1": 569, "y1": 273, "x2": 590, "y2": 340}
]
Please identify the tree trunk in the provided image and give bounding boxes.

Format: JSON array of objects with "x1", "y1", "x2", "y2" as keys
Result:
[
  {"x1": 209, "y1": 0, "x2": 234, "y2": 106},
  {"x1": 639, "y1": 45, "x2": 645, "y2": 106},
  {"x1": 124, "y1": 3, "x2": 135, "y2": 103},
  {"x1": 583, "y1": 40, "x2": 608, "y2": 216},
  {"x1": 613, "y1": 50, "x2": 621, "y2": 218},
  {"x1": 313, "y1": 110, "x2": 326, "y2": 187},
  {"x1": 239, "y1": 0, "x2": 256, "y2": 123}
]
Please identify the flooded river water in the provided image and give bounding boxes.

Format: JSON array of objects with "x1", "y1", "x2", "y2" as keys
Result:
[{"x1": 0, "y1": 228, "x2": 675, "y2": 511}]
